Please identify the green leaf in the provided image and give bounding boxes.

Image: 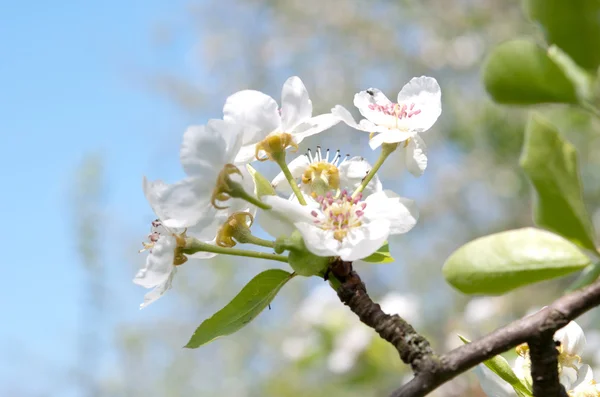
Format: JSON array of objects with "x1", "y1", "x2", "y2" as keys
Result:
[
  {"x1": 185, "y1": 269, "x2": 293, "y2": 348},
  {"x1": 361, "y1": 243, "x2": 394, "y2": 263},
  {"x1": 482, "y1": 39, "x2": 577, "y2": 105},
  {"x1": 546, "y1": 45, "x2": 595, "y2": 102},
  {"x1": 443, "y1": 227, "x2": 591, "y2": 294},
  {"x1": 459, "y1": 336, "x2": 532, "y2": 396},
  {"x1": 524, "y1": 0, "x2": 600, "y2": 71},
  {"x1": 246, "y1": 164, "x2": 276, "y2": 198},
  {"x1": 520, "y1": 114, "x2": 597, "y2": 252},
  {"x1": 567, "y1": 261, "x2": 600, "y2": 291}
]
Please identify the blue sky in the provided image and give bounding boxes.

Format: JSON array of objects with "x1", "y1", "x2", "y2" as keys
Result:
[{"x1": 0, "y1": 1, "x2": 200, "y2": 393}]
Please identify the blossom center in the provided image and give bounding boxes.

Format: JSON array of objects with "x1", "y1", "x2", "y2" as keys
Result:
[
  {"x1": 311, "y1": 191, "x2": 366, "y2": 242},
  {"x1": 301, "y1": 147, "x2": 349, "y2": 196},
  {"x1": 139, "y1": 219, "x2": 165, "y2": 253},
  {"x1": 368, "y1": 102, "x2": 422, "y2": 120}
]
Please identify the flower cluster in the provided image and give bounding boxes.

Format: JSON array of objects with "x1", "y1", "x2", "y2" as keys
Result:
[
  {"x1": 134, "y1": 75, "x2": 442, "y2": 308},
  {"x1": 476, "y1": 320, "x2": 600, "y2": 397}
]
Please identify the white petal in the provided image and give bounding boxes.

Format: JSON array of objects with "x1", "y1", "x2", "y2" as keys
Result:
[
  {"x1": 331, "y1": 105, "x2": 367, "y2": 131},
  {"x1": 280, "y1": 76, "x2": 312, "y2": 131},
  {"x1": 223, "y1": 90, "x2": 282, "y2": 162},
  {"x1": 570, "y1": 364, "x2": 594, "y2": 391},
  {"x1": 261, "y1": 195, "x2": 316, "y2": 238},
  {"x1": 364, "y1": 190, "x2": 419, "y2": 234},
  {"x1": 405, "y1": 135, "x2": 428, "y2": 177},
  {"x1": 396, "y1": 76, "x2": 442, "y2": 133},
  {"x1": 295, "y1": 222, "x2": 339, "y2": 257},
  {"x1": 134, "y1": 235, "x2": 176, "y2": 288},
  {"x1": 474, "y1": 365, "x2": 517, "y2": 397},
  {"x1": 560, "y1": 366, "x2": 579, "y2": 391},
  {"x1": 291, "y1": 113, "x2": 341, "y2": 142},
  {"x1": 338, "y1": 220, "x2": 390, "y2": 261},
  {"x1": 144, "y1": 177, "x2": 215, "y2": 229},
  {"x1": 369, "y1": 129, "x2": 414, "y2": 149},
  {"x1": 338, "y1": 156, "x2": 382, "y2": 196},
  {"x1": 354, "y1": 89, "x2": 399, "y2": 128},
  {"x1": 554, "y1": 321, "x2": 586, "y2": 355},
  {"x1": 139, "y1": 267, "x2": 177, "y2": 309},
  {"x1": 272, "y1": 154, "x2": 310, "y2": 194}
]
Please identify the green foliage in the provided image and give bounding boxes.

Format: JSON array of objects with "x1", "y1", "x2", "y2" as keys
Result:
[
  {"x1": 567, "y1": 261, "x2": 600, "y2": 291},
  {"x1": 547, "y1": 45, "x2": 595, "y2": 102},
  {"x1": 185, "y1": 269, "x2": 294, "y2": 348},
  {"x1": 524, "y1": 0, "x2": 600, "y2": 71},
  {"x1": 246, "y1": 164, "x2": 276, "y2": 197},
  {"x1": 443, "y1": 227, "x2": 590, "y2": 294},
  {"x1": 482, "y1": 39, "x2": 578, "y2": 105},
  {"x1": 361, "y1": 243, "x2": 394, "y2": 264},
  {"x1": 459, "y1": 335, "x2": 532, "y2": 396},
  {"x1": 520, "y1": 114, "x2": 597, "y2": 252}
]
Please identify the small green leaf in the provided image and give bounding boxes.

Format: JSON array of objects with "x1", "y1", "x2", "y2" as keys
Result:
[
  {"x1": 185, "y1": 269, "x2": 293, "y2": 348},
  {"x1": 460, "y1": 336, "x2": 532, "y2": 396},
  {"x1": 482, "y1": 39, "x2": 577, "y2": 104},
  {"x1": 285, "y1": 230, "x2": 331, "y2": 277},
  {"x1": 443, "y1": 228, "x2": 591, "y2": 295},
  {"x1": 520, "y1": 114, "x2": 597, "y2": 252},
  {"x1": 567, "y1": 261, "x2": 600, "y2": 292},
  {"x1": 246, "y1": 164, "x2": 276, "y2": 197},
  {"x1": 524, "y1": 0, "x2": 600, "y2": 71},
  {"x1": 361, "y1": 243, "x2": 394, "y2": 263}
]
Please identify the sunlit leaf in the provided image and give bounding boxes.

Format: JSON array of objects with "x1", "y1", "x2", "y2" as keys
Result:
[
  {"x1": 246, "y1": 164, "x2": 276, "y2": 197},
  {"x1": 524, "y1": 0, "x2": 600, "y2": 71},
  {"x1": 520, "y1": 114, "x2": 597, "y2": 252},
  {"x1": 185, "y1": 269, "x2": 294, "y2": 348},
  {"x1": 443, "y1": 228, "x2": 590, "y2": 294},
  {"x1": 361, "y1": 243, "x2": 394, "y2": 264},
  {"x1": 483, "y1": 39, "x2": 577, "y2": 104}
]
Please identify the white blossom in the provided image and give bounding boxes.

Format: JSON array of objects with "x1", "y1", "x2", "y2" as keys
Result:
[
  {"x1": 332, "y1": 76, "x2": 441, "y2": 177},
  {"x1": 223, "y1": 76, "x2": 340, "y2": 163}
]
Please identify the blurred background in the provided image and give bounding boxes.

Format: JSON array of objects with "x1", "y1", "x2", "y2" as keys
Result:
[{"x1": 3, "y1": 0, "x2": 600, "y2": 396}]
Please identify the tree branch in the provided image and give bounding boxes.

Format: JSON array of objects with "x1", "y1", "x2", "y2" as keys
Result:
[
  {"x1": 528, "y1": 334, "x2": 568, "y2": 397},
  {"x1": 390, "y1": 277, "x2": 600, "y2": 397},
  {"x1": 329, "y1": 259, "x2": 435, "y2": 373}
]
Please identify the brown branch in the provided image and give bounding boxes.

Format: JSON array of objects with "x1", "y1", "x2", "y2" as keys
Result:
[
  {"x1": 528, "y1": 334, "x2": 568, "y2": 397},
  {"x1": 390, "y1": 277, "x2": 600, "y2": 397},
  {"x1": 329, "y1": 259, "x2": 435, "y2": 372}
]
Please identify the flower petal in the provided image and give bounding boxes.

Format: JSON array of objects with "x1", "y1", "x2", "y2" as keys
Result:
[
  {"x1": 261, "y1": 195, "x2": 316, "y2": 238},
  {"x1": 570, "y1": 364, "x2": 594, "y2": 392},
  {"x1": 139, "y1": 266, "x2": 177, "y2": 309},
  {"x1": 295, "y1": 222, "x2": 339, "y2": 257},
  {"x1": 143, "y1": 176, "x2": 215, "y2": 229},
  {"x1": 405, "y1": 134, "x2": 428, "y2": 177},
  {"x1": 554, "y1": 320, "x2": 586, "y2": 356},
  {"x1": 272, "y1": 154, "x2": 310, "y2": 194},
  {"x1": 223, "y1": 89, "x2": 281, "y2": 162},
  {"x1": 331, "y1": 105, "x2": 367, "y2": 131},
  {"x1": 291, "y1": 113, "x2": 341, "y2": 142},
  {"x1": 396, "y1": 76, "x2": 442, "y2": 133},
  {"x1": 474, "y1": 365, "x2": 517, "y2": 397},
  {"x1": 134, "y1": 235, "x2": 176, "y2": 288},
  {"x1": 354, "y1": 88, "x2": 400, "y2": 128},
  {"x1": 364, "y1": 190, "x2": 419, "y2": 234},
  {"x1": 338, "y1": 220, "x2": 390, "y2": 261},
  {"x1": 369, "y1": 129, "x2": 414, "y2": 149},
  {"x1": 338, "y1": 156, "x2": 382, "y2": 196},
  {"x1": 281, "y1": 76, "x2": 312, "y2": 131},
  {"x1": 180, "y1": 119, "x2": 242, "y2": 177}
]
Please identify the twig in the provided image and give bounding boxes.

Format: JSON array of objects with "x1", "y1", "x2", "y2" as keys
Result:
[
  {"x1": 329, "y1": 259, "x2": 435, "y2": 372},
  {"x1": 528, "y1": 334, "x2": 568, "y2": 397},
  {"x1": 390, "y1": 277, "x2": 600, "y2": 397}
]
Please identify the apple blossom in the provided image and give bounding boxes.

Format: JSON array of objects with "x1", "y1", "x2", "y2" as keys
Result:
[
  {"x1": 332, "y1": 76, "x2": 441, "y2": 177},
  {"x1": 223, "y1": 76, "x2": 340, "y2": 163},
  {"x1": 271, "y1": 146, "x2": 382, "y2": 198},
  {"x1": 262, "y1": 190, "x2": 418, "y2": 261}
]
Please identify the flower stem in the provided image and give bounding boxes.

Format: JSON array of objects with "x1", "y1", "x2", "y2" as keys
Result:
[
  {"x1": 183, "y1": 238, "x2": 288, "y2": 263},
  {"x1": 236, "y1": 233, "x2": 276, "y2": 248},
  {"x1": 352, "y1": 142, "x2": 398, "y2": 198},
  {"x1": 233, "y1": 185, "x2": 272, "y2": 210},
  {"x1": 272, "y1": 153, "x2": 307, "y2": 206}
]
